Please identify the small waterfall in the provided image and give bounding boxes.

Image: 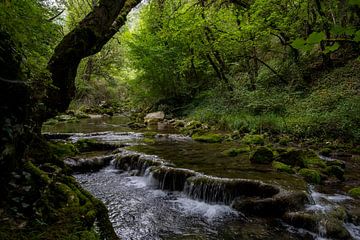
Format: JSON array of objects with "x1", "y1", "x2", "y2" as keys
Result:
[
  {"x1": 184, "y1": 176, "x2": 280, "y2": 204},
  {"x1": 114, "y1": 149, "x2": 168, "y2": 176},
  {"x1": 114, "y1": 149, "x2": 280, "y2": 205}
]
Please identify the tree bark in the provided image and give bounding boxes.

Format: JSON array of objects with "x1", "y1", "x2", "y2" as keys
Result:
[{"x1": 46, "y1": 0, "x2": 141, "y2": 120}]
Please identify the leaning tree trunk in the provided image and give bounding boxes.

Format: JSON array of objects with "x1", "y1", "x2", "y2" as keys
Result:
[{"x1": 46, "y1": 0, "x2": 141, "y2": 120}]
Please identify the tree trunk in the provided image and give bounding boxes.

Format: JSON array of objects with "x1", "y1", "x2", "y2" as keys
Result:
[{"x1": 46, "y1": 0, "x2": 141, "y2": 120}]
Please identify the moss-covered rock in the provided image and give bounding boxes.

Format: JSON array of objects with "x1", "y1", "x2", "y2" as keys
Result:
[
  {"x1": 143, "y1": 138, "x2": 156, "y2": 144},
  {"x1": 348, "y1": 187, "x2": 360, "y2": 198},
  {"x1": 232, "y1": 191, "x2": 309, "y2": 217},
  {"x1": 323, "y1": 218, "x2": 351, "y2": 239},
  {"x1": 242, "y1": 134, "x2": 265, "y2": 145},
  {"x1": 222, "y1": 146, "x2": 250, "y2": 157},
  {"x1": 278, "y1": 135, "x2": 291, "y2": 146},
  {"x1": 249, "y1": 147, "x2": 274, "y2": 164},
  {"x1": 75, "y1": 139, "x2": 120, "y2": 152},
  {"x1": 325, "y1": 165, "x2": 345, "y2": 181},
  {"x1": 319, "y1": 147, "x2": 332, "y2": 157},
  {"x1": 325, "y1": 159, "x2": 346, "y2": 169},
  {"x1": 272, "y1": 161, "x2": 294, "y2": 174},
  {"x1": 49, "y1": 141, "x2": 78, "y2": 159},
  {"x1": 192, "y1": 133, "x2": 223, "y2": 143},
  {"x1": 143, "y1": 131, "x2": 157, "y2": 138},
  {"x1": 275, "y1": 148, "x2": 305, "y2": 167},
  {"x1": 282, "y1": 212, "x2": 319, "y2": 232},
  {"x1": 298, "y1": 168, "x2": 321, "y2": 184}
]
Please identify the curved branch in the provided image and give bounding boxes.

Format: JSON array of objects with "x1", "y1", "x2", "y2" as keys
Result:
[{"x1": 46, "y1": 0, "x2": 141, "y2": 119}]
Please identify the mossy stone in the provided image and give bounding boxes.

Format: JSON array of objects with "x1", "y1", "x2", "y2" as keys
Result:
[
  {"x1": 325, "y1": 165, "x2": 345, "y2": 181},
  {"x1": 192, "y1": 133, "x2": 223, "y2": 143},
  {"x1": 222, "y1": 146, "x2": 250, "y2": 157},
  {"x1": 144, "y1": 138, "x2": 156, "y2": 144},
  {"x1": 49, "y1": 142, "x2": 78, "y2": 159},
  {"x1": 319, "y1": 147, "x2": 332, "y2": 157},
  {"x1": 349, "y1": 187, "x2": 360, "y2": 198},
  {"x1": 272, "y1": 161, "x2": 294, "y2": 174},
  {"x1": 249, "y1": 147, "x2": 274, "y2": 164},
  {"x1": 143, "y1": 131, "x2": 157, "y2": 138},
  {"x1": 298, "y1": 168, "x2": 321, "y2": 184},
  {"x1": 242, "y1": 134, "x2": 265, "y2": 145},
  {"x1": 278, "y1": 135, "x2": 291, "y2": 146},
  {"x1": 275, "y1": 148, "x2": 305, "y2": 167}
]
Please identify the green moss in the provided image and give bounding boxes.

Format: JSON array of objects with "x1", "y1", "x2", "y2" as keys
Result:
[
  {"x1": 249, "y1": 147, "x2": 274, "y2": 164},
  {"x1": 143, "y1": 138, "x2": 156, "y2": 144},
  {"x1": 278, "y1": 135, "x2": 291, "y2": 146},
  {"x1": 298, "y1": 168, "x2": 321, "y2": 184},
  {"x1": 192, "y1": 133, "x2": 223, "y2": 143},
  {"x1": 143, "y1": 131, "x2": 157, "y2": 138},
  {"x1": 49, "y1": 142, "x2": 78, "y2": 158},
  {"x1": 222, "y1": 146, "x2": 250, "y2": 157},
  {"x1": 74, "y1": 139, "x2": 97, "y2": 152},
  {"x1": 303, "y1": 155, "x2": 326, "y2": 168},
  {"x1": 319, "y1": 147, "x2": 332, "y2": 156},
  {"x1": 43, "y1": 118, "x2": 59, "y2": 125},
  {"x1": 325, "y1": 165, "x2": 345, "y2": 181},
  {"x1": 242, "y1": 134, "x2": 265, "y2": 145},
  {"x1": 272, "y1": 161, "x2": 294, "y2": 174},
  {"x1": 23, "y1": 160, "x2": 51, "y2": 185},
  {"x1": 319, "y1": 148, "x2": 332, "y2": 157},
  {"x1": 349, "y1": 187, "x2": 360, "y2": 198}
]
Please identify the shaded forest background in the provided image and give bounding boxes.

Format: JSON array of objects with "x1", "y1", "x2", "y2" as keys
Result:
[
  {"x1": 66, "y1": 0, "x2": 360, "y2": 142},
  {"x1": 0, "y1": 0, "x2": 359, "y2": 239}
]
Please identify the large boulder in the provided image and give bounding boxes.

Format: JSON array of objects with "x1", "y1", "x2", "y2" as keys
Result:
[{"x1": 144, "y1": 111, "x2": 165, "y2": 124}]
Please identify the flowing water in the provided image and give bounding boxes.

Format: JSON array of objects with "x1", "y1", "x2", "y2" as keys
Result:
[{"x1": 43, "y1": 115, "x2": 360, "y2": 240}]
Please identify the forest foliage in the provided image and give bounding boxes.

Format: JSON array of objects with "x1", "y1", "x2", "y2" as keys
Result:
[{"x1": 1, "y1": 0, "x2": 360, "y2": 142}]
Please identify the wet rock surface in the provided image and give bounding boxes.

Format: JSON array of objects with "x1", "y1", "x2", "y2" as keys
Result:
[{"x1": 42, "y1": 117, "x2": 360, "y2": 240}]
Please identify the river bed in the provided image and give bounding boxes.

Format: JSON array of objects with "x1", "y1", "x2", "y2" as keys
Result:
[{"x1": 43, "y1": 115, "x2": 360, "y2": 240}]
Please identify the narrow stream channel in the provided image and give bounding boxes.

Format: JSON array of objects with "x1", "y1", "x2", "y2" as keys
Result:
[{"x1": 43, "y1": 116, "x2": 360, "y2": 240}]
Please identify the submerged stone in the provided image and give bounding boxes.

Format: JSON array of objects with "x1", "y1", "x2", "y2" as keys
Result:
[{"x1": 249, "y1": 147, "x2": 274, "y2": 164}]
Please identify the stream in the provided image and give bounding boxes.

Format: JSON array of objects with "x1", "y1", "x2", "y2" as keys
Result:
[{"x1": 43, "y1": 115, "x2": 360, "y2": 240}]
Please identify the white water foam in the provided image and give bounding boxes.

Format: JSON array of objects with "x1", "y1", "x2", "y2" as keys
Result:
[
  {"x1": 344, "y1": 223, "x2": 360, "y2": 239},
  {"x1": 70, "y1": 132, "x2": 143, "y2": 142},
  {"x1": 306, "y1": 187, "x2": 353, "y2": 213},
  {"x1": 170, "y1": 196, "x2": 238, "y2": 221}
]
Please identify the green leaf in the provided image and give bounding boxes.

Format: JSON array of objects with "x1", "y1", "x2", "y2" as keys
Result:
[
  {"x1": 324, "y1": 43, "x2": 340, "y2": 54},
  {"x1": 291, "y1": 38, "x2": 306, "y2": 49},
  {"x1": 306, "y1": 32, "x2": 326, "y2": 44},
  {"x1": 354, "y1": 30, "x2": 360, "y2": 42},
  {"x1": 331, "y1": 25, "x2": 347, "y2": 35}
]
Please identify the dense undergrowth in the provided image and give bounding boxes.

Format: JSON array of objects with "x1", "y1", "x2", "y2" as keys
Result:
[{"x1": 185, "y1": 60, "x2": 360, "y2": 143}]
